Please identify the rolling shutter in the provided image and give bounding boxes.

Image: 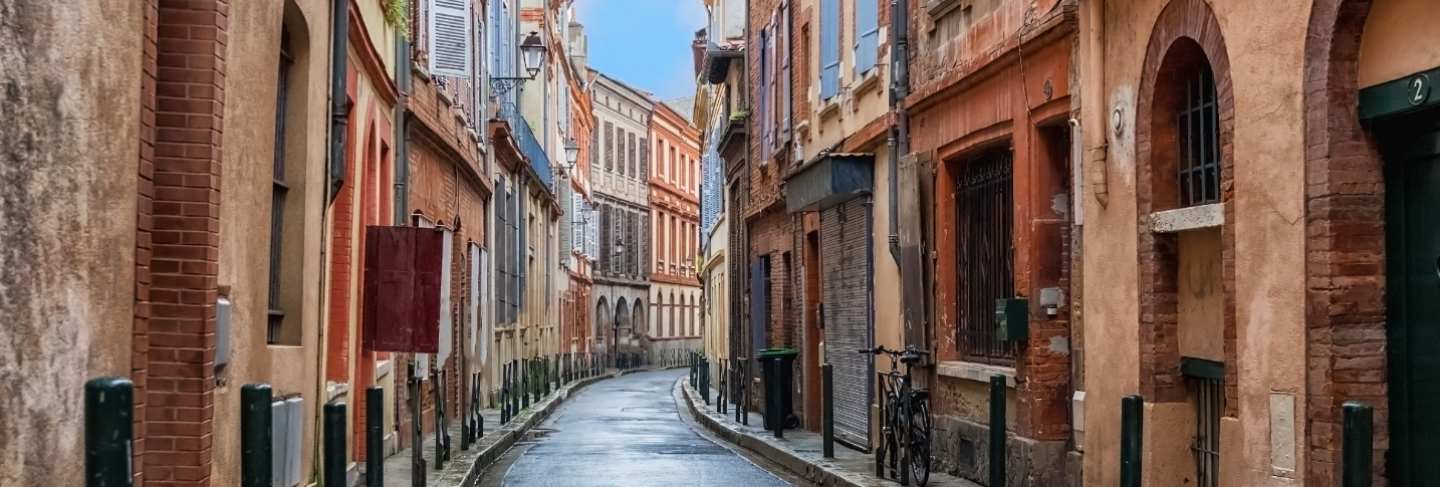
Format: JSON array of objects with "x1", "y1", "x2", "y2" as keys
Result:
[
  {"x1": 819, "y1": 0, "x2": 841, "y2": 100},
  {"x1": 822, "y1": 197, "x2": 873, "y2": 449},
  {"x1": 429, "y1": 0, "x2": 473, "y2": 78}
]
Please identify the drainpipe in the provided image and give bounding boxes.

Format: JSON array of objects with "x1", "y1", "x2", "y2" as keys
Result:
[
  {"x1": 1082, "y1": 0, "x2": 1108, "y2": 207},
  {"x1": 394, "y1": 29, "x2": 412, "y2": 224},
  {"x1": 886, "y1": 0, "x2": 909, "y2": 263},
  {"x1": 314, "y1": 0, "x2": 348, "y2": 481}
]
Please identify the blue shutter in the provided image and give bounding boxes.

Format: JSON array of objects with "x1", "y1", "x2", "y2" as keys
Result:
[
  {"x1": 854, "y1": 0, "x2": 879, "y2": 75},
  {"x1": 820, "y1": 0, "x2": 840, "y2": 100}
]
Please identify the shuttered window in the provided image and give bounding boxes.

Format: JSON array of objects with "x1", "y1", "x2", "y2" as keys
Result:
[
  {"x1": 267, "y1": 29, "x2": 294, "y2": 345},
  {"x1": 955, "y1": 149, "x2": 1017, "y2": 363},
  {"x1": 605, "y1": 122, "x2": 615, "y2": 171},
  {"x1": 779, "y1": 1, "x2": 791, "y2": 140},
  {"x1": 819, "y1": 0, "x2": 841, "y2": 100},
  {"x1": 854, "y1": 0, "x2": 879, "y2": 75},
  {"x1": 428, "y1": 0, "x2": 472, "y2": 78}
]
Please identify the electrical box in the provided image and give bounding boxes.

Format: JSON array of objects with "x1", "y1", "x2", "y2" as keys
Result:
[
  {"x1": 215, "y1": 294, "x2": 232, "y2": 368},
  {"x1": 363, "y1": 226, "x2": 444, "y2": 353},
  {"x1": 995, "y1": 297, "x2": 1029, "y2": 342}
]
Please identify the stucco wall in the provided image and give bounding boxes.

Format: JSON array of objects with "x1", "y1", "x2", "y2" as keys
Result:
[
  {"x1": 0, "y1": 1, "x2": 143, "y2": 484},
  {"x1": 1357, "y1": 0, "x2": 1440, "y2": 88},
  {"x1": 1082, "y1": 1, "x2": 1311, "y2": 486}
]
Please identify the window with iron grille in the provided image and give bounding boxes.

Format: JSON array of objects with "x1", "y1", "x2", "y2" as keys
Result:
[
  {"x1": 1187, "y1": 368, "x2": 1222, "y2": 487},
  {"x1": 1177, "y1": 63, "x2": 1220, "y2": 207},
  {"x1": 267, "y1": 29, "x2": 294, "y2": 345},
  {"x1": 955, "y1": 148, "x2": 1016, "y2": 363}
]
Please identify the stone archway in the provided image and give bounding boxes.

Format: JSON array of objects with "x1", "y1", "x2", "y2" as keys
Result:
[
  {"x1": 596, "y1": 297, "x2": 610, "y2": 352},
  {"x1": 614, "y1": 297, "x2": 630, "y2": 343},
  {"x1": 1303, "y1": 1, "x2": 1387, "y2": 484}
]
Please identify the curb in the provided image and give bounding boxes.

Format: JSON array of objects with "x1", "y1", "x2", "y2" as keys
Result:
[
  {"x1": 449, "y1": 372, "x2": 612, "y2": 487},
  {"x1": 449, "y1": 367, "x2": 677, "y2": 486},
  {"x1": 678, "y1": 379, "x2": 873, "y2": 487}
]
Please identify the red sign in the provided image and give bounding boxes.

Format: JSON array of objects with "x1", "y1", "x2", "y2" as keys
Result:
[{"x1": 362, "y1": 226, "x2": 442, "y2": 353}]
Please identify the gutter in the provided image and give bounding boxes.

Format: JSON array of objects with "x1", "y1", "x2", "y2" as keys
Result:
[
  {"x1": 394, "y1": 30, "x2": 411, "y2": 224},
  {"x1": 886, "y1": 0, "x2": 910, "y2": 263}
]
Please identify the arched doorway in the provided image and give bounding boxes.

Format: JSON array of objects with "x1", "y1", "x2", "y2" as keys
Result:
[
  {"x1": 614, "y1": 297, "x2": 629, "y2": 347},
  {"x1": 596, "y1": 297, "x2": 610, "y2": 353},
  {"x1": 632, "y1": 300, "x2": 644, "y2": 342}
]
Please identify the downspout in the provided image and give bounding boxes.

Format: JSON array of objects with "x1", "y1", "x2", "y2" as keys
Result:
[
  {"x1": 1082, "y1": 0, "x2": 1108, "y2": 207},
  {"x1": 314, "y1": 0, "x2": 348, "y2": 481},
  {"x1": 395, "y1": 28, "x2": 412, "y2": 224},
  {"x1": 886, "y1": 0, "x2": 909, "y2": 263}
]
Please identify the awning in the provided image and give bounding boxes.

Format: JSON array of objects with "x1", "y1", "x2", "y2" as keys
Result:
[{"x1": 784, "y1": 152, "x2": 874, "y2": 213}]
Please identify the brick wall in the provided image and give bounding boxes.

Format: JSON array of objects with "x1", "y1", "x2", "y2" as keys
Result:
[
  {"x1": 1303, "y1": 1, "x2": 1388, "y2": 484},
  {"x1": 132, "y1": 0, "x2": 159, "y2": 483},
  {"x1": 146, "y1": 1, "x2": 229, "y2": 484}
]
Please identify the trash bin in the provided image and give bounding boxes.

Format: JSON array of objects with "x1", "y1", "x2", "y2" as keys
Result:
[{"x1": 757, "y1": 348, "x2": 799, "y2": 436}]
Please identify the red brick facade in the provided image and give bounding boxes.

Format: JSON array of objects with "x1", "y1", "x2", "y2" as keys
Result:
[
  {"x1": 132, "y1": 0, "x2": 160, "y2": 483},
  {"x1": 1304, "y1": 1, "x2": 1388, "y2": 484},
  {"x1": 146, "y1": 1, "x2": 229, "y2": 484}
]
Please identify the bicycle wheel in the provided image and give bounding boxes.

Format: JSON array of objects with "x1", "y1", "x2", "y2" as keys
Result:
[{"x1": 908, "y1": 398, "x2": 932, "y2": 486}]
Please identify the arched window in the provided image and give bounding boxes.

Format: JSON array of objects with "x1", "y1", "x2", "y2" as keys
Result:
[{"x1": 1175, "y1": 60, "x2": 1220, "y2": 207}]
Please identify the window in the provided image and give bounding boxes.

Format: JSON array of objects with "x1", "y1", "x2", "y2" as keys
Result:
[
  {"x1": 819, "y1": 0, "x2": 841, "y2": 100},
  {"x1": 1177, "y1": 63, "x2": 1220, "y2": 207},
  {"x1": 639, "y1": 137, "x2": 649, "y2": 180},
  {"x1": 267, "y1": 28, "x2": 295, "y2": 345},
  {"x1": 955, "y1": 148, "x2": 1016, "y2": 363},
  {"x1": 627, "y1": 132, "x2": 637, "y2": 178},
  {"x1": 605, "y1": 122, "x2": 615, "y2": 171},
  {"x1": 853, "y1": 0, "x2": 879, "y2": 75}
]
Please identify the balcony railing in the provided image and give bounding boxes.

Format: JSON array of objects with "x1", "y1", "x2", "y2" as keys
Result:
[{"x1": 501, "y1": 103, "x2": 554, "y2": 192}]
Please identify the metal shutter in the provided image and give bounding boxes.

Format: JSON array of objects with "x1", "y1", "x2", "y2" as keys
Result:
[{"x1": 823, "y1": 197, "x2": 873, "y2": 449}]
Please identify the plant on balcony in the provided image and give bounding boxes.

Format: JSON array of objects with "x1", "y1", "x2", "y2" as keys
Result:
[{"x1": 384, "y1": 0, "x2": 410, "y2": 38}]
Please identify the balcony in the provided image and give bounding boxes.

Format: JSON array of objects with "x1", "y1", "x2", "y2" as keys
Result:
[{"x1": 501, "y1": 104, "x2": 555, "y2": 192}]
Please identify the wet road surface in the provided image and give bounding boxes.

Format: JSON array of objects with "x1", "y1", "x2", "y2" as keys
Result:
[{"x1": 486, "y1": 369, "x2": 793, "y2": 487}]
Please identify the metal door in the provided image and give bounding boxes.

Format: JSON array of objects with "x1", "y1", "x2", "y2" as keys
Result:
[
  {"x1": 1383, "y1": 112, "x2": 1440, "y2": 486},
  {"x1": 822, "y1": 197, "x2": 873, "y2": 449}
]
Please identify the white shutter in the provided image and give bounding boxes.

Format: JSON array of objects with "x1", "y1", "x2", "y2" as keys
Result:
[
  {"x1": 468, "y1": 243, "x2": 481, "y2": 363},
  {"x1": 429, "y1": 0, "x2": 473, "y2": 78},
  {"x1": 438, "y1": 228, "x2": 454, "y2": 364}
]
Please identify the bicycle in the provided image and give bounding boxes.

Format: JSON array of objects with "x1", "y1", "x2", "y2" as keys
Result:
[{"x1": 859, "y1": 345, "x2": 932, "y2": 486}]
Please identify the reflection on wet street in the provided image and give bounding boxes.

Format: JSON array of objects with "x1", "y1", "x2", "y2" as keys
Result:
[{"x1": 498, "y1": 369, "x2": 791, "y2": 486}]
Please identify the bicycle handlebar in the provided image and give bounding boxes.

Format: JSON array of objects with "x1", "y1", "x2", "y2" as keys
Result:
[{"x1": 856, "y1": 345, "x2": 931, "y2": 357}]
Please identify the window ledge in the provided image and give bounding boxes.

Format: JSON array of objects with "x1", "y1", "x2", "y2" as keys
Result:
[
  {"x1": 375, "y1": 359, "x2": 393, "y2": 379},
  {"x1": 1148, "y1": 203, "x2": 1223, "y2": 233},
  {"x1": 818, "y1": 98, "x2": 841, "y2": 121},
  {"x1": 853, "y1": 69, "x2": 883, "y2": 98},
  {"x1": 936, "y1": 360, "x2": 1017, "y2": 388}
]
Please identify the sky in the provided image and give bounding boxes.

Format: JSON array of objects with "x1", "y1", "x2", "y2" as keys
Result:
[{"x1": 574, "y1": 0, "x2": 708, "y2": 101}]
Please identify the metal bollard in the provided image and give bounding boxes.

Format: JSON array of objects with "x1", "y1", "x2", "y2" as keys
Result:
[
  {"x1": 822, "y1": 364, "x2": 834, "y2": 458},
  {"x1": 989, "y1": 374, "x2": 1006, "y2": 487},
  {"x1": 367, "y1": 387, "x2": 384, "y2": 486},
  {"x1": 85, "y1": 377, "x2": 133, "y2": 487},
  {"x1": 1121, "y1": 395, "x2": 1143, "y2": 487},
  {"x1": 324, "y1": 402, "x2": 347, "y2": 487},
  {"x1": 1342, "y1": 401, "x2": 1373, "y2": 487},
  {"x1": 240, "y1": 384, "x2": 273, "y2": 487}
]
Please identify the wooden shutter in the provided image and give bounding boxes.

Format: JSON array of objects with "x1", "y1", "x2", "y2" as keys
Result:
[
  {"x1": 429, "y1": 0, "x2": 473, "y2": 78},
  {"x1": 779, "y1": 1, "x2": 792, "y2": 141},
  {"x1": 820, "y1": 0, "x2": 841, "y2": 100},
  {"x1": 854, "y1": 0, "x2": 879, "y2": 75},
  {"x1": 363, "y1": 226, "x2": 443, "y2": 353}
]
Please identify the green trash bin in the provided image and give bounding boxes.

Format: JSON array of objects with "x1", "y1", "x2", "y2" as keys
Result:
[{"x1": 757, "y1": 348, "x2": 799, "y2": 436}]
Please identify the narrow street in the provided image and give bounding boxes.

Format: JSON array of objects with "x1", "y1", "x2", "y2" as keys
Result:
[{"x1": 478, "y1": 369, "x2": 793, "y2": 487}]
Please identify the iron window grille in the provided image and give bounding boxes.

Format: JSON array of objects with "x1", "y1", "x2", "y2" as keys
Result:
[
  {"x1": 955, "y1": 148, "x2": 1017, "y2": 363},
  {"x1": 1183, "y1": 358, "x2": 1223, "y2": 487},
  {"x1": 1177, "y1": 63, "x2": 1221, "y2": 207},
  {"x1": 267, "y1": 29, "x2": 294, "y2": 345}
]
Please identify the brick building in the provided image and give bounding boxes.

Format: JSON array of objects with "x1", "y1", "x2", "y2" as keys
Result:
[
  {"x1": 588, "y1": 71, "x2": 654, "y2": 362},
  {"x1": 901, "y1": 0, "x2": 1079, "y2": 484},
  {"x1": 1078, "y1": 0, "x2": 1440, "y2": 486},
  {"x1": 647, "y1": 101, "x2": 705, "y2": 362},
  {"x1": 559, "y1": 17, "x2": 598, "y2": 355}
]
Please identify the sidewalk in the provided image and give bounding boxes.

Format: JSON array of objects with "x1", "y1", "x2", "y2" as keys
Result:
[
  {"x1": 369, "y1": 368, "x2": 624, "y2": 487},
  {"x1": 680, "y1": 378, "x2": 980, "y2": 487}
]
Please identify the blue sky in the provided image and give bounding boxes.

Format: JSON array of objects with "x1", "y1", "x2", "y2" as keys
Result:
[{"x1": 574, "y1": 0, "x2": 707, "y2": 101}]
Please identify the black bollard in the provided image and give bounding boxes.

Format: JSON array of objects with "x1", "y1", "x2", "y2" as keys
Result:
[
  {"x1": 85, "y1": 377, "x2": 133, "y2": 487},
  {"x1": 989, "y1": 374, "x2": 1006, "y2": 487},
  {"x1": 1342, "y1": 401, "x2": 1373, "y2": 487},
  {"x1": 366, "y1": 387, "x2": 384, "y2": 486},
  {"x1": 1120, "y1": 395, "x2": 1143, "y2": 487},
  {"x1": 822, "y1": 364, "x2": 834, "y2": 458},
  {"x1": 240, "y1": 384, "x2": 273, "y2": 487},
  {"x1": 324, "y1": 402, "x2": 346, "y2": 487}
]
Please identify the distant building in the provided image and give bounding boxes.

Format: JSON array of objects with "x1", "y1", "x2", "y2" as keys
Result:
[{"x1": 647, "y1": 101, "x2": 704, "y2": 363}]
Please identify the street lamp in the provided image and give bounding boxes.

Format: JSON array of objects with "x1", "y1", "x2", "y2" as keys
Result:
[
  {"x1": 563, "y1": 138, "x2": 580, "y2": 170},
  {"x1": 490, "y1": 31, "x2": 547, "y2": 96}
]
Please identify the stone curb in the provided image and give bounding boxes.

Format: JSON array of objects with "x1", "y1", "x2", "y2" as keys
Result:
[
  {"x1": 447, "y1": 366, "x2": 683, "y2": 487},
  {"x1": 447, "y1": 372, "x2": 614, "y2": 487},
  {"x1": 678, "y1": 378, "x2": 875, "y2": 487}
]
